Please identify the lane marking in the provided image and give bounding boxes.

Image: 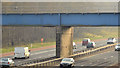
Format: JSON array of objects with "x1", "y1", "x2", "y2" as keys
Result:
[
  {"x1": 75, "y1": 50, "x2": 114, "y2": 63},
  {"x1": 28, "y1": 59, "x2": 31, "y2": 60},
  {"x1": 109, "y1": 62, "x2": 118, "y2": 66},
  {"x1": 104, "y1": 58, "x2": 107, "y2": 59},
  {"x1": 111, "y1": 56, "x2": 113, "y2": 57},
  {"x1": 31, "y1": 49, "x2": 55, "y2": 55},
  {"x1": 75, "y1": 50, "x2": 116, "y2": 66},
  {"x1": 97, "y1": 43, "x2": 107, "y2": 47}
]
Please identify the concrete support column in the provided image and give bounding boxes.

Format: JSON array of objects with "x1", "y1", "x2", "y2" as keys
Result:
[{"x1": 56, "y1": 26, "x2": 73, "y2": 58}]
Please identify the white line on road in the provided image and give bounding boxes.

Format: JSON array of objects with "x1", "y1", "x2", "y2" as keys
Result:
[
  {"x1": 97, "y1": 43, "x2": 106, "y2": 47},
  {"x1": 31, "y1": 49, "x2": 55, "y2": 55},
  {"x1": 104, "y1": 58, "x2": 107, "y2": 59},
  {"x1": 81, "y1": 65, "x2": 84, "y2": 66},
  {"x1": 111, "y1": 56, "x2": 113, "y2": 57}
]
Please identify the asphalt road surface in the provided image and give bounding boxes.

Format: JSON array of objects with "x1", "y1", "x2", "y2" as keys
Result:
[
  {"x1": 74, "y1": 50, "x2": 118, "y2": 66},
  {"x1": 54, "y1": 48, "x2": 118, "y2": 68},
  {"x1": 3, "y1": 39, "x2": 111, "y2": 65}
]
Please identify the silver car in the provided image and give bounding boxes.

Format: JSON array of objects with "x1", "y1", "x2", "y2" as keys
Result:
[
  {"x1": 115, "y1": 44, "x2": 120, "y2": 51},
  {"x1": 60, "y1": 58, "x2": 75, "y2": 68},
  {"x1": 0, "y1": 58, "x2": 14, "y2": 67}
]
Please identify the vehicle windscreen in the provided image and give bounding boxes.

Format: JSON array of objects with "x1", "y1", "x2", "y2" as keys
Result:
[
  {"x1": 83, "y1": 39, "x2": 88, "y2": 41},
  {"x1": 88, "y1": 43, "x2": 93, "y2": 46},
  {"x1": 15, "y1": 48, "x2": 25, "y2": 53},
  {"x1": 62, "y1": 58, "x2": 71, "y2": 62},
  {"x1": 0, "y1": 58, "x2": 8, "y2": 61},
  {"x1": 117, "y1": 44, "x2": 120, "y2": 46},
  {"x1": 108, "y1": 38, "x2": 113, "y2": 40},
  {"x1": 91, "y1": 43, "x2": 93, "y2": 45}
]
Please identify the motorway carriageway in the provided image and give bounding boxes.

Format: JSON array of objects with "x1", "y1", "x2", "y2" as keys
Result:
[
  {"x1": 53, "y1": 46, "x2": 118, "y2": 68},
  {"x1": 3, "y1": 39, "x2": 111, "y2": 66},
  {"x1": 74, "y1": 48, "x2": 118, "y2": 66}
]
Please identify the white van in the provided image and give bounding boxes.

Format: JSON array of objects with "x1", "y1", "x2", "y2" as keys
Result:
[
  {"x1": 14, "y1": 47, "x2": 30, "y2": 59},
  {"x1": 73, "y1": 42, "x2": 77, "y2": 49},
  {"x1": 107, "y1": 38, "x2": 116, "y2": 44}
]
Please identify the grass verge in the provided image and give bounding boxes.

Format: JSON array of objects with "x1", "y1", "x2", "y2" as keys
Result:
[{"x1": 0, "y1": 42, "x2": 55, "y2": 54}]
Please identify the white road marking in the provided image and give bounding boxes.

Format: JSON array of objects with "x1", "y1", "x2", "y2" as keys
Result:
[
  {"x1": 111, "y1": 56, "x2": 113, "y2": 57},
  {"x1": 104, "y1": 58, "x2": 107, "y2": 59},
  {"x1": 27, "y1": 59, "x2": 32, "y2": 60},
  {"x1": 48, "y1": 54, "x2": 54, "y2": 56},
  {"x1": 78, "y1": 50, "x2": 114, "y2": 60},
  {"x1": 100, "y1": 53, "x2": 103, "y2": 55},
  {"x1": 109, "y1": 62, "x2": 118, "y2": 66},
  {"x1": 81, "y1": 65, "x2": 84, "y2": 66},
  {"x1": 97, "y1": 43, "x2": 106, "y2": 46},
  {"x1": 31, "y1": 49, "x2": 55, "y2": 55}
]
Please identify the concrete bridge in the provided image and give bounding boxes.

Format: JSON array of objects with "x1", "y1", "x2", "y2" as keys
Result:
[{"x1": 1, "y1": 2, "x2": 120, "y2": 58}]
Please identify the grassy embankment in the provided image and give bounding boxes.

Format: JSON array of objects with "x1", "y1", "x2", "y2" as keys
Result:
[
  {"x1": 1, "y1": 30, "x2": 118, "y2": 54},
  {"x1": 74, "y1": 30, "x2": 118, "y2": 42}
]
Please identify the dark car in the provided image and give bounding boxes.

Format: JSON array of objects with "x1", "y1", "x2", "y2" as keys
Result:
[{"x1": 86, "y1": 42, "x2": 96, "y2": 48}]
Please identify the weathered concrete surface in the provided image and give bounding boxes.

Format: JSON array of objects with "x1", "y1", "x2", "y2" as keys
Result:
[
  {"x1": 2, "y1": 2, "x2": 118, "y2": 14},
  {"x1": 56, "y1": 26, "x2": 73, "y2": 58}
]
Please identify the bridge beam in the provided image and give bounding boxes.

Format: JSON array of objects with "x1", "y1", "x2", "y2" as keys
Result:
[{"x1": 56, "y1": 26, "x2": 73, "y2": 58}]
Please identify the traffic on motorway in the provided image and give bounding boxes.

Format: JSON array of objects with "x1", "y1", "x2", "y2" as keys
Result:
[
  {"x1": 0, "y1": 37, "x2": 118, "y2": 67},
  {"x1": 59, "y1": 37, "x2": 118, "y2": 67}
]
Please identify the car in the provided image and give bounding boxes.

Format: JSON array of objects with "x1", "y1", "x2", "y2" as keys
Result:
[
  {"x1": 115, "y1": 44, "x2": 120, "y2": 51},
  {"x1": 107, "y1": 38, "x2": 116, "y2": 44},
  {"x1": 0, "y1": 58, "x2": 14, "y2": 67},
  {"x1": 82, "y1": 38, "x2": 91, "y2": 46},
  {"x1": 60, "y1": 58, "x2": 75, "y2": 68},
  {"x1": 86, "y1": 42, "x2": 96, "y2": 48},
  {"x1": 73, "y1": 42, "x2": 77, "y2": 49}
]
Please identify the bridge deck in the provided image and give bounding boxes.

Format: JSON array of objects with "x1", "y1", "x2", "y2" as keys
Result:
[
  {"x1": 2, "y1": 2, "x2": 118, "y2": 14},
  {"x1": 2, "y1": 13, "x2": 119, "y2": 26},
  {"x1": 2, "y1": 2, "x2": 119, "y2": 26}
]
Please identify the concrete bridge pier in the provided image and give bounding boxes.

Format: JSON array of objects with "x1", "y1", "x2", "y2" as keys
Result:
[{"x1": 56, "y1": 26, "x2": 73, "y2": 58}]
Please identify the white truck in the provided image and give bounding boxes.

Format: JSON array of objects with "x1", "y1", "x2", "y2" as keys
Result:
[{"x1": 14, "y1": 47, "x2": 30, "y2": 59}]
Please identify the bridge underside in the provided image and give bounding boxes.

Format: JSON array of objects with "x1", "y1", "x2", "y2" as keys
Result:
[{"x1": 2, "y1": 13, "x2": 119, "y2": 26}]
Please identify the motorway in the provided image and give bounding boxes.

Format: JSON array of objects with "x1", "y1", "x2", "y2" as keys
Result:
[
  {"x1": 74, "y1": 49, "x2": 118, "y2": 66},
  {"x1": 54, "y1": 47, "x2": 118, "y2": 68},
  {"x1": 3, "y1": 39, "x2": 110, "y2": 66}
]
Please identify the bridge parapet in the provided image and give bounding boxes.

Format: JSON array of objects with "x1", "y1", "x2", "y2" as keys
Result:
[{"x1": 2, "y1": 2, "x2": 119, "y2": 14}]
